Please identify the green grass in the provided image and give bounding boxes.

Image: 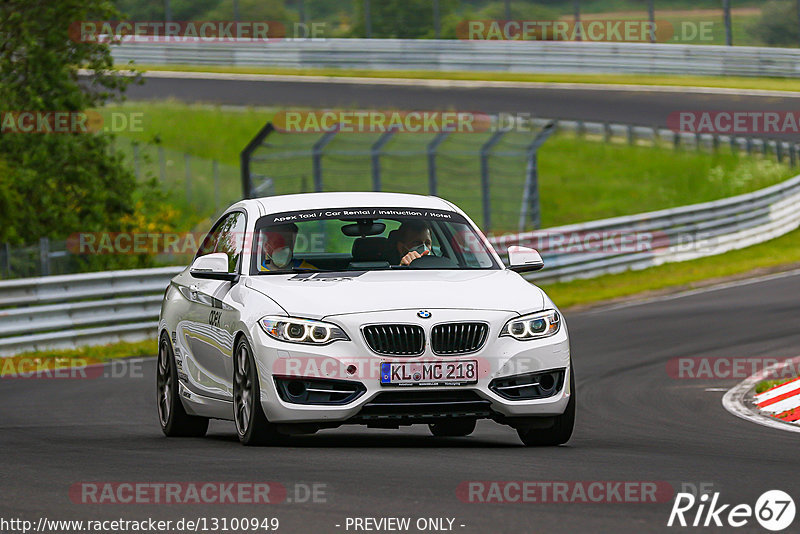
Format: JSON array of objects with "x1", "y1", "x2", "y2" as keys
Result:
[
  {"x1": 102, "y1": 101, "x2": 273, "y2": 166},
  {"x1": 542, "y1": 226, "x2": 800, "y2": 309},
  {"x1": 98, "y1": 101, "x2": 796, "y2": 232},
  {"x1": 755, "y1": 377, "x2": 798, "y2": 394},
  {"x1": 129, "y1": 64, "x2": 800, "y2": 93}
]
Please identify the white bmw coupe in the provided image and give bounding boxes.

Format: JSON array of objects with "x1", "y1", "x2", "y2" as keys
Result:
[{"x1": 157, "y1": 192, "x2": 574, "y2": 446}]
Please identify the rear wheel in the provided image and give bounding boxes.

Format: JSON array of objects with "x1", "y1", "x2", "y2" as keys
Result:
[
  {"x1": 517, "y1": 366, "x2": 575, "y2": 447},
  {"x1": 157, "y1": 334, "x2": 209, "y2": 437},
  {"x1": 233, "y1": 337, "x2": 280, "y2": 446},
  {"x1": 429, "y1": 419, "x2": 476, "y2": 437}
]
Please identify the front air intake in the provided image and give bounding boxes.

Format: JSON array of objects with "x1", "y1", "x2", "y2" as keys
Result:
[
  {"x1": 274, "y1": 376, "x2": 366, "y2": 405},
  {"x1": 431, "y1": 322, "x2": 489, "y2": 355},
  {"x1": 363, "y1": 324, "x2": 425, "y2": 356},
  {"x1": 489, "y1": 369, "x2": 566, "y2": 401}
]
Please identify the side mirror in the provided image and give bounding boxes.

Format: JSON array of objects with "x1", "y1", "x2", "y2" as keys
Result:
[
  {"x1": 190, "y1": 253, "x2": 239, "y2": 282},
  {"x1": 507, "y1": 246, "x2": 544, "y2": 273}
]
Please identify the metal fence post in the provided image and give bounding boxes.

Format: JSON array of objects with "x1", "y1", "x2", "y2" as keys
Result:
[
  {"x1": 364, "y1": 0, "x2": 372, "y2": 38},
  {"x1": 480, "y1": 131, "x2": 507, "y2": 232},
  {"x1": 371, "y1": 126, "x2": 398, "y2": 192},
  {"x1": 427, "y1": 131, "x2": 451, "y2": 196},
  {"x1": 240, "y1": 123, "x2": 275, "y2": 199},
  {"x1": 723, "y1": 0, "x2": 733, "y2": 46},
  {"x1": 712, "y1": 135, "x2": 720, "y2": 152},
  {"x1": 673, "y1": 131, "x2": 681, "y2": 150},
  {"x1": 519, "y1": 122, "x2": 556, "y2": 232},
  {"x1": 433, "y1": 0, "x2": 440, "y2": 38},
  {"x1": 604, "y1": 122, "x2": 612, "y2": 143},
  {"x1": 627, "y1": 124, "x2": 635, "y2": 145},
  {"x1": 791, "y1": 144, "x2": 798, "y2": 167},
  {"x1": 777, "y1": 141, "x2": 785, "y2": 163},
  {"x1": 39, "y1": 237, "x2": 50, "y2": 276},
  {"x1": 312, "y1": 127, "x2": 339, "y2": 192},
  {"x1": 184, "y1": 153, "x2": 192, "y2": 205}
]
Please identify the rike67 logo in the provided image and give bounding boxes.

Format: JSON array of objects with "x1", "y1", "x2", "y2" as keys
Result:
[{"x1": 668, "y1": 490, "x2": 795, "y2": 531}]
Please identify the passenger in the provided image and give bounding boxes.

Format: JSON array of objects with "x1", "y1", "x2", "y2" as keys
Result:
[{"x1": 259, "y1": 223, "x2": 316, "y2": 271}]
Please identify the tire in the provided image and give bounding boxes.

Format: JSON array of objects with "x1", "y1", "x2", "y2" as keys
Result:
[
  {"x1": 517, "y1": 366, "x2": 576, "y2": 446},
  {"x1": 429, "y1": 419, "x2": 476, "y2": 437},
  {"x1": 233, "y1": 336, "x2": 280, "y2": 446},
  {"x1": 157, "y1": 334, "x2": 209, "y2": 437}
]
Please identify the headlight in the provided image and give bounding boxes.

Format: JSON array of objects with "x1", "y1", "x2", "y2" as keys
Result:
[
  {"x1": 500, "y1": 310, "x2": 561, "y2": 340},
  {"x1": 259, "y1": 316, "x2": 349, "y2": 345}
]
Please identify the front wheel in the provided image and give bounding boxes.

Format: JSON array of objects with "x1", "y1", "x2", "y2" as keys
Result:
[
  {"x1": 233, "y1": 337, "x2": 280, "y2": 446},
  {"x1": 517, "y1": 366, "x2": 575, "y2": 446},
  {"x1": 157, "y1": 334, "x2": 209, "y2": 437}
]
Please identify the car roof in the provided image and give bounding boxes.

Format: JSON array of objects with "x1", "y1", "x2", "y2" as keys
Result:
[{"x1": 252, "y1": 192, "x2": 458, "y2": 215}]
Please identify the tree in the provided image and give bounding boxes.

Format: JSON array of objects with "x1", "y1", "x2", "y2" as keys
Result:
[
  {"x1": 0, "y1": 0, "x2": 142, "y2": 247},
  {"x1": 747, "y1": 1, "x2": 797, "y2": 47},
  {"x1": 199, "y1": 0, "x2": 295, "y2": 23},
  {"x1": 113, "y1": 0, "x2": 220, "y2": 21},
  {"x1": 350, "y1": 0, "x2": 457, "y2": 39}
]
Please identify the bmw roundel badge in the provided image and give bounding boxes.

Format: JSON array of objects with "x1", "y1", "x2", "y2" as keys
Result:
[{"x1": 417, "y1": 310, "x2": 432, "y2": 319}]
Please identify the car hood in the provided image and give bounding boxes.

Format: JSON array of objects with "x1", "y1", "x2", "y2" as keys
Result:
[{"x1": 244, "y1": 269, "x2": 544, "y2": 319}]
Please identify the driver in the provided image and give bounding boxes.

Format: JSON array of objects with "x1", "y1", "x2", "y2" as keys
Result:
[
  {"x1": 259, "y1": 223, "x2": 316, "y2": 271},
  {"x1": 394, "y1": 220, "x2": 433, "y2": 266}
]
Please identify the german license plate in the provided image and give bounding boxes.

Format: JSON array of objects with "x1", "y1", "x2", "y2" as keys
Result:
[{"x1": 380, "y1": 360, "x2": 478, "y2": 386}]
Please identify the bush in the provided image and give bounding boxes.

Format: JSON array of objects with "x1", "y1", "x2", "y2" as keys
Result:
[
  {"x1": 747, "y1": 1, "x2": 799, "y2": 47},
  {"x1": 0, "y1": 0, "x2": 162, "y2": 271}
]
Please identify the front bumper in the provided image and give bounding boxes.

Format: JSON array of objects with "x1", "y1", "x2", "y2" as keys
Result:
[{"x1": 250, "y1": 308, "x2": 571, "y2": 425}]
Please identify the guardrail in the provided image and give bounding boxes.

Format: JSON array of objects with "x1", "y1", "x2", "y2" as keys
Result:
[
  {"x1": 490, "y1": 174, "x2": 800, "y2": 284},
  {"x1": 113, "y1": 39, "x2": 800, "y2": 78},
  {"x1": 0, "y1": 267, "x2": 182, "y2": 356},
  {"x1": 2, "y1": 172, "x2": 799, "y2": 356}
]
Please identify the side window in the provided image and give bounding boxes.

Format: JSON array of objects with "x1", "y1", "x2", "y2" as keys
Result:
[
  {"x1": 214, "y1": 212, "x2": 246, "y2": 273},
  {"x1": 197, "y1": 224, "x2": 222, "y2": 259}
]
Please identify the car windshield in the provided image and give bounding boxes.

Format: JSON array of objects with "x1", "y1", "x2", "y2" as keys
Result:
[{"x1": 251, "y1": 207, "x2": 500, "y2": 274}]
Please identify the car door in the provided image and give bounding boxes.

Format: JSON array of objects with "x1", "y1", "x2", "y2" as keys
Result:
[{"x1": 174, "y1": 211, "x2": 246, "y2": 401}]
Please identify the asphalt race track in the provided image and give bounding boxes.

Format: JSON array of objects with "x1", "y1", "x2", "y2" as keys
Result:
[
  {"x1": 127, "y1": 73, "x2": 800, "y2": 137},
  {"x1": 2, "y1": 271, "x2": 799, "y2": 533}
]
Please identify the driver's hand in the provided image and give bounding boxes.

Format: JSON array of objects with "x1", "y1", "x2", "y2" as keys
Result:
[{"x1": 400, "y1": 249, "x2": 429, "y2": 266}]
